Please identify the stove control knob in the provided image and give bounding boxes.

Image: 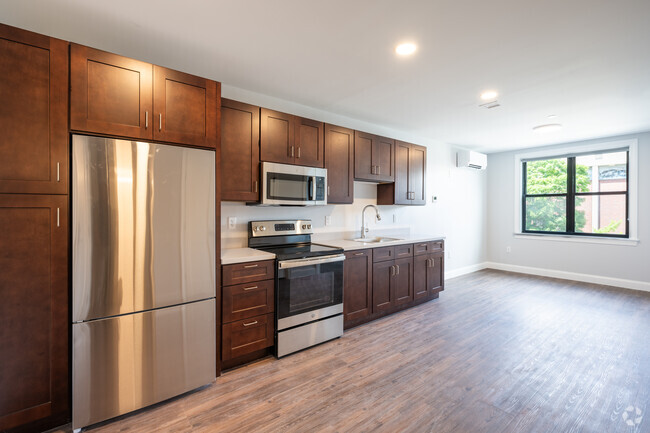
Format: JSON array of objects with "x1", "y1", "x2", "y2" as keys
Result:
[
  {"x1": 260, "y1": 226, "x2": 266, "y2": 231},
  {"x1": 302, "y1": 224, "x2": 307, "y2": 229},
  {"x1": 253, "y1": 226, "x2": 258, "y2": 232},
  {"x1": 307, "y1": 224, "x2": 312, "y2": 229}
]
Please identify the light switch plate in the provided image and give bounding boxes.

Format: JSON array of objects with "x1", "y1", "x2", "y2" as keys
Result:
[
  {"x1": 325, "y1": 216, "x2": 331, "y2": 226},
  {"x1": 228, "y1": 217, "x2": 237, "y2": 229}
]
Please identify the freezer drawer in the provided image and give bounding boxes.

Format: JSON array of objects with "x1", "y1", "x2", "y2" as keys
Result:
[
  {"x1": 72, "y1": 135, "x2": 216, "y2": 322},
  {"x1": 72, "y1": 299, "x2": 216, "y2": 429}
]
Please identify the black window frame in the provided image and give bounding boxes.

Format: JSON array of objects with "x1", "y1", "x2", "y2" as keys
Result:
[{"x1": 522, "y1": 150, "x2": 629, "y2": 238}]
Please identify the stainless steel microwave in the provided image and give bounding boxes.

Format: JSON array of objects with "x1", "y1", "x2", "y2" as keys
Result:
[{"x1": 259, "y1": 162, "x2": 327, "y2": 206}]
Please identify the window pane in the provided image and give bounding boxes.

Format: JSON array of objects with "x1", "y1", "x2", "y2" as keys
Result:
[
  {"x1": 526, "y1": 158, "x2": 567, "y2": 194},
  {"x1": 575, "y1": 151, "x2": 627, "y2": 193},
  {"x1": 525, "y1": 196, "x2": 567, "y2": 232},
  {"x1": 575, "y1": 194, "x2": 626, "y2": 235}
]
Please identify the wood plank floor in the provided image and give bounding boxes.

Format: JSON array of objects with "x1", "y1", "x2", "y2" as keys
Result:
[{"x1": 61, "y1": 270, "x2": 650, "y2": 433}]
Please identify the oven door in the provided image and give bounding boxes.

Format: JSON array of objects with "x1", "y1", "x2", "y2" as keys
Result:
[
  {"x1": 261, "y1": 162, "x2": 327, "y2": 206},
  {"x1": 277, "y1": 254, "x2": 344, "y2": 330}
]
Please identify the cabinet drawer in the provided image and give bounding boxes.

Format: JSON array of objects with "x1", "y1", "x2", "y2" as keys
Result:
[
  {"x1": 222, "y1": 313, "x2": 274, "y2": 361},
  {"x1": 222, "y1": 260, "x2": 275, "y2": 286},
  {"x1": 395, "y1": 244, "x2": 413, "y2": 258},
  {"x1": 223, "y1": 279, "x2": 274, "y2": 322},
  {"x1": 414, "y1": 240, "x2": 444, "y2": 256},
  {"x1": 372, "y1": 246, "x2": 394, "y2": 262}
]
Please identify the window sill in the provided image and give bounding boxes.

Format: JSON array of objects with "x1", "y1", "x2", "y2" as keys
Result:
[{"x1": 514, "y1": 233, "x2": 640, "y2": 246}]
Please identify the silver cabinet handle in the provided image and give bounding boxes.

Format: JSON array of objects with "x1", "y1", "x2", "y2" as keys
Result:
[
  {"x1": 390, "y1": 265, "x2": 395, "y2": 276},
  {"x1": 254, "y1": 180, "x2": 258, "y2": 193},
  {"x1": 297, "y1": 147, "x2": 301, "y2": 158},
  {"x1": 243, "y1": 321, "x2": 258, "y2": 327},
  {"x1": 56, "y1": 207, "x2": 60, "y2": 227},
  {"x1": 159, "y1": 113, "x2": 162, "y2": 131},
  {"x1": 395, "y1": 264, "x2": 400, "y2": 275},
  {"x1": 56, "y1": 162, "x2": 60, "y2": 182},
  {"x1": 290, "y1": 146, "x2": 294, "y2": 157},
  {"x1": 243, "y1": 286, "x2": 258, "y2": 291},
  {"x1": 327, "y1": 185, "x2": 330, "y2": 196},
  {"x1": 431, "y1": 259, "x2": 435, "y2": 268},
  {"x1": 145, "y1": 111, "x2": 149, "y2": 128},
  {"x1": 243, "y1": 264, "x2": 258, "y2": 268},
  {"x1": 427, "y1": 258, "x2": 432, "y2": 268},
  {"x1": 371, "y1": 165, "x2": 375, "y2": 175}
]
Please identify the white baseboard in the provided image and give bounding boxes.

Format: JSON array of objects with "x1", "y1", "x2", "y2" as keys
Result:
[
  {"x1": 445, "y1": 262, "x2": 489, "y2": 280},
  {"x1": 484, "y1": 262, "x2": 650, "y2": 293}
]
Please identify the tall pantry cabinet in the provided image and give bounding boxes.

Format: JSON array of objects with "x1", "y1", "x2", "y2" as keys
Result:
[{"x1": 0, "y1": 24, "x2": 70, "y2": 432}]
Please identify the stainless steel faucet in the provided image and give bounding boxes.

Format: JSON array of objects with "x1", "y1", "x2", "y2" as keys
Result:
[{"x1": 361, "y1": 205, "x2": 381, "y2": 238}]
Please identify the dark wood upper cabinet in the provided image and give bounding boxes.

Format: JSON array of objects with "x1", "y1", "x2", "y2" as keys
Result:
[
  {"x1": 0, "y1": 25, "x2": 68, "y2": 195},
  {"x1": 324, "y1": 124, "x2": 354, "y2": 204},
  {"x1": 295, "y1": 117, "x2": 324, "y2": 167},
  {"x1": 0, "y1": 194, "x2": 69, "y2": 432},
  {"x1": 71, "y1": 45, "x2": 218, "y2": 148},
  {"x1": 354, "y1": 131, "x2": 394, "y2": 182},
  {"x1": 153, "y1": 66, "x2": 219, "y2": 148},
  {"x1": 70, "y1": 44, "x2": 153, "y2": 140},
  {"x1": 221, "y1": 99, "x2": 260, "y2": 202},
  {"x1": 260, "y1": 108, "x2": 323, "y2": 167},
  {"x1": 344, "y1": 249, "x2": 373, "y2": 325},
  {"x1": 377, "y1": 141, "x2": 426, "y2": 205}
]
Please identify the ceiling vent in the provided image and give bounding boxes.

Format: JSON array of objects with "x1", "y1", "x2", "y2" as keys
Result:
[
  {"x1": 479, "y1": 100, "x2": 500, "y2": 109},
  {"x1": 456, "y1": 150, "x2": 487, "y2": 170}
]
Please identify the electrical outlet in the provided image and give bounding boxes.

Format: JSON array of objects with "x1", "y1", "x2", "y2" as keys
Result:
[
  {"x1": 325, "y1": 216, "x2": 331, "y2": 226},
  {"x1": 506, "y1": 246, "x2": 511, "y2": 253},
  {"x1": 393, "y1": 214, "x2": 397, "y2": 223},
  {"x1": 228, "y1": 217, "x2": 237, "y2": 230}
]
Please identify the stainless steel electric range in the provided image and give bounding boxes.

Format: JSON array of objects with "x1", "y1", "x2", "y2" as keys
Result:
[{"x1": 248, "y1": 220, "x2": 344, "y2": 357}]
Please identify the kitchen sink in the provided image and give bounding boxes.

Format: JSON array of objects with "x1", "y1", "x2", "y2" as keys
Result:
[{"x1": 349, "y1": 237, "x2": 403, "y2": 244}]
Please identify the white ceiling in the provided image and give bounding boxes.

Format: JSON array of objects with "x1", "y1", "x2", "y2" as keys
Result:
[{"x1": 2, "y1": 0, "x2": 650, "y2": 153}]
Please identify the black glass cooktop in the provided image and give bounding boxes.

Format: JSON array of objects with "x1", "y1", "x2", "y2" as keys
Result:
[{"x1": 255, "y1": 243, "x2": 343, "y2": 261}]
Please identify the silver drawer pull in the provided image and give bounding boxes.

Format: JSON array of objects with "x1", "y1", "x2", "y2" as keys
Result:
[
  {"x1": 243, "y1": 286, "x2": 258, "y2": 291},
  {"x1": 354, "y1": 252, "x2": 364, "y2": 256},
  {"x1": 243, "y1": 321, "x2": 258, "y2": 327},
  {"x1": 419, "y1": 244, "x2": 427, "y2": 247},
  {"x1": 243, "y1": 264, "x2": 258, "y2": 268}
]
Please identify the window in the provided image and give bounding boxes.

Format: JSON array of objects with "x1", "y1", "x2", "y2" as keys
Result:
[{"x1": 522, "y1": 149, "x2": 629, "y2": 238}]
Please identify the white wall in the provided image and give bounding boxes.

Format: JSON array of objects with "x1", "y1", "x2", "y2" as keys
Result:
[
  {"x1": 487, "y1": 132, "x2": 650, "y2": 289},
  {"x1": 221, "y1": 86, "x2": 488, "y2": 276}
]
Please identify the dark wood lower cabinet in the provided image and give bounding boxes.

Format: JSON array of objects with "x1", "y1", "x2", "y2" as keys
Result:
[
  {"x1": 343, "y1": 250, "x2": 373, "y2": 322},
  {"x1": 0, "y1": 194, "x2": 69, "y2": 432},
  {"x1": 222, "y1": 313, "x2": 274, "y2": 361},
  {"x1": 346, "y1": 241, "x2": 444, "y2": 329}
]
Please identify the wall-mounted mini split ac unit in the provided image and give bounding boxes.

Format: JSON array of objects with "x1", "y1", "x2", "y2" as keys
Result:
[{"x1": 456, "y1": 150, "x2": 487, "y2": 170}]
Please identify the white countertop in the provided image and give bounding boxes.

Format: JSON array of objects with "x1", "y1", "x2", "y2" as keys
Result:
[
  {"x1": 221, "y1": 248, "x2": 276, "y2": 265},
  {"x1": 318, "y1": 234, "x2": 445, "y2": 251}
]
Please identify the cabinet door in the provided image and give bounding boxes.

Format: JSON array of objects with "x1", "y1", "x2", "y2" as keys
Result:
[
  {"x1": 0, "y1": 25, "x2": 68, "y2": 195},
  {"x1": 410, "y1": 144, "x2": 426, "y2": 205},
  {"x1": 372, "y1": 260, "x2": 394, "y2": 312},
  {"x1": 374, "y1": 135, "x2": 395, "y2": 182},
  {"x1": 393, "y1": 141, "x2": 411, "y2": 204},
  {"x1": 295, "y1": 117, "x2": 324, "y2": 167},
  {"x1": 260, "y1": 108, "x2": 294, "y2": 164},
  {"x1": 0, "y1": 194, "x2": 68, "y2": 431},
  {"x1": 394, "y1": 257, "x2": 413, "y2": 306},
  {"x1": 70, "y1": 44, "x2": 153, "y2": 140},
  {"x1": 221, "y1": 99, "x2": 260, "y2": 202},
  {"x1": 344, "y1": 249, "x2": 373, "y2": 323},
  {"x1": 325, "y1": 124, "x2": 354, "y2": 204},
  {"x1": 153, "y1": 66, "x2": 218, "y2": 148},
  {"x1": 413, "y1": 254, "x2": 429, "y2": 300},
  {"x1": 428, "y1": 251, "x2": 444, "y2": 294},
  {"x1": 354, "y1": 131, "x2": 375, "y2": 181}
]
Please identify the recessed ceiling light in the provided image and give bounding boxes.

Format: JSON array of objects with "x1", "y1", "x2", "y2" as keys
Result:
[
  {"x1": 480, "y1": 90, "x2": 498, "y2": 100},
  {"x1": 395, "y1": 43, "x2": 417, "y2": 56},
  {"x1": 533, "y1": 123, "x2": 563, "y2": 133}
]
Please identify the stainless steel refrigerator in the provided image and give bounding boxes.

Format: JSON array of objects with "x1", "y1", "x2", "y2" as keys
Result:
[{"x1": 71, "y1": 135, "x2": 216, "y2": 430}]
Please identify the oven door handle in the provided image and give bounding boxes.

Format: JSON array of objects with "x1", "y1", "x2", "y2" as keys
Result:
[{"x1": 278, "y1": 253, "x2": 346, "y2": 269}]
